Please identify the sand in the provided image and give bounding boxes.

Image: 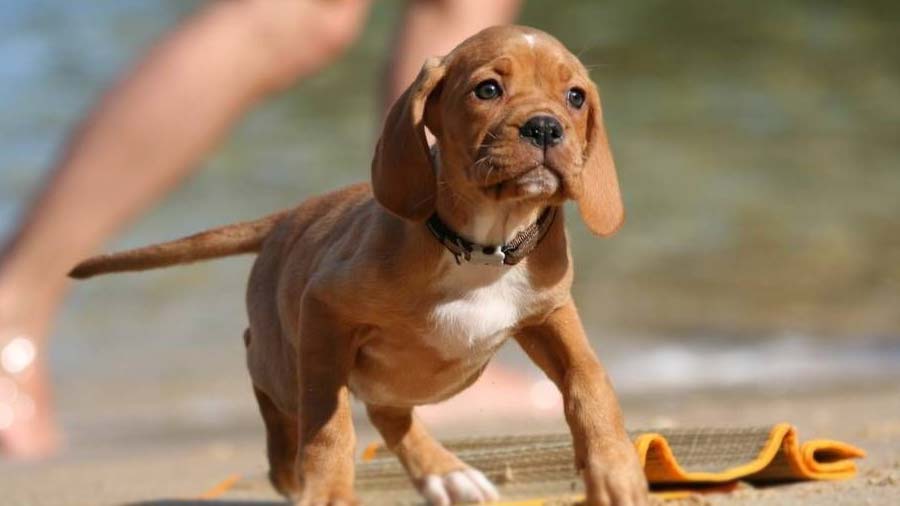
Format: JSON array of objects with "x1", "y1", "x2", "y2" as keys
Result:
[{"x1": 2, "y1": 381, "x2": 898, "y2": 506}]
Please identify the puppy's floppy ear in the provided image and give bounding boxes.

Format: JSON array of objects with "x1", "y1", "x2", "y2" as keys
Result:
[
  {"x1": 576, "y1": 83, "x2": 624, "y2": 237},
  {"x1": 371, "y1": 57, "x2": 446, "y2": 221}
]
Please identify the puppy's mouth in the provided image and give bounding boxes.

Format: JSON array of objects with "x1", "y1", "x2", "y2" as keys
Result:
[{"x1": 484, "y1": 163, "x2": 562, "y2": 201}]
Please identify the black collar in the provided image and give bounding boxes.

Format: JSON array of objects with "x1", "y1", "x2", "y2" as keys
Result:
[{"x1": 426, "y1": 207, "x2": 557, "y2": 266}]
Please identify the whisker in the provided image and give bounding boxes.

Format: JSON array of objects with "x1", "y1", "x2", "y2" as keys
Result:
[
  {"x1": 469, "y1": 155, "x2": 497, "y2": 185},
  {"x1": 582, "y1": 63, "x2": 611, "y2": 73}
]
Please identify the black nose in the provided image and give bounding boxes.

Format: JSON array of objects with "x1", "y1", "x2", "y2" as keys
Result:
[{"x1": 519, "y1": 115, "x2": 564, "y2": 148}]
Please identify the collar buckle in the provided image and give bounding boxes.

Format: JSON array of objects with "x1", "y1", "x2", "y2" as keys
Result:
[{"x1": 467, "y1": 245, "x2": 507, "y2": 266}]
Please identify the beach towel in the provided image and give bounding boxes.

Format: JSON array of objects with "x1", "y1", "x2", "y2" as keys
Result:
[{"x1": 200, "y1": 423, "x2": 865, "y2": 504}]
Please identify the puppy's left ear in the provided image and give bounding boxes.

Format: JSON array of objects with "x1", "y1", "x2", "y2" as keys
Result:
[
  {"x1": 576, "y1": 83, "x2": 624, "y2": 237},
  {"x1": 371, "y1": 57, "x2": 447, "y2": 221}
]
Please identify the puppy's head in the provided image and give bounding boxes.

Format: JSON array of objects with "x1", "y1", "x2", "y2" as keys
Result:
[{"x1": 372, "y1": 25, "x2": 623, "y2": 236}]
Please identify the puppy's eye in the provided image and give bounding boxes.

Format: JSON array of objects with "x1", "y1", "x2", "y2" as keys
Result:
[
  {"x1": 567, "y1": 87, "x2": 586, "y2": 109},
  {"x1": 473, "y1": 80, "x2": 503, "y2": 100}
]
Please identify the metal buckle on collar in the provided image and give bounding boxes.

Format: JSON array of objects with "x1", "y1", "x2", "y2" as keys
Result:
[{"x1": 467, "y1": 245, "x2": 507, "y2": 266}]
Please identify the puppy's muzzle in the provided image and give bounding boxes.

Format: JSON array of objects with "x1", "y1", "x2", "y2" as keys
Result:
[{"x1": 519, "y1": 115, "x2": 564, "y2": 148}]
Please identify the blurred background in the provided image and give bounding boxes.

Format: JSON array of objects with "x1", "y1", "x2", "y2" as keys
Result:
[{"x1": 1, "y1": 0, "x2": 899, "y2": 470}]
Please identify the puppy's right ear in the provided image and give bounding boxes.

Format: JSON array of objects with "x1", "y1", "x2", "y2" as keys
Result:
[{"x1": 371, "y1": 57, "x2": 446, "y2": 221}]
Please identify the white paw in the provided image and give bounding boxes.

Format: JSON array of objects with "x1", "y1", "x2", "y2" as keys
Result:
[{"x1": 419, "y1": 468, "x2": 499, "y2": 505}]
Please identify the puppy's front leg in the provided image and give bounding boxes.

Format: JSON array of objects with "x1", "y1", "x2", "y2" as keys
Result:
[
  {"x1": 516, "y1": 301, "x2": 648, "y2": 506},
  {"x1": 294, "y1": 296, "x2": 357, "y2": 506},
  {"x1": 367, "y1": 405, "x2": 499, "y2": 505}
]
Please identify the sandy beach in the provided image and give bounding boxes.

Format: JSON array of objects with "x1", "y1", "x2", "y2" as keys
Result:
[{"x1": 3, "y1": 376, "x2": 898, "y2": 506}]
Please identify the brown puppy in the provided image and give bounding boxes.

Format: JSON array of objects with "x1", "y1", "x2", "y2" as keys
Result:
[{"x1": 72, "y1": 26, "x2": 648, "y2": 506}]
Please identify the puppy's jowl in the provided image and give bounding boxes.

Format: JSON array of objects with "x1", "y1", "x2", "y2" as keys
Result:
[{"x1": 73, "y1": 26, "x2": 649, "y2": 506}]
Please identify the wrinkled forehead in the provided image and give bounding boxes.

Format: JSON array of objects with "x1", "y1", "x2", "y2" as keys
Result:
[{"x1": 445, "y1": 28, "x2": 587, "y2": 86}]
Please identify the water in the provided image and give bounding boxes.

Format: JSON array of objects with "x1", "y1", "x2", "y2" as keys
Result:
[
  {"x1": 605, "y1": 335, "x2": 900, "y2": 395},
  {"x1": 1, "y1": 1, "x2": 898, "y2": 444}
]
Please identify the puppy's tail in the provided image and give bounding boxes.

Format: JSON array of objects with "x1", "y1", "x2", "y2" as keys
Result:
[{"x1": 69, "y1": 211, "x2": 288, "y2": 279}]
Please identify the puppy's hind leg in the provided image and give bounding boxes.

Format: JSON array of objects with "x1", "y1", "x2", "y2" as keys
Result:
[
  {"x1": 253, "y1": 386, "x2": 300, "y2": 499},
  {"x1": 245, "y1": 328, "x2": 300, "y2": 498},
  {"x1": 367, "y1": 405, "x2": 499, "y2": 505}
]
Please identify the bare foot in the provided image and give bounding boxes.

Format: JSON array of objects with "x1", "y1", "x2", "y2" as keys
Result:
[
  {"x1": 0, "y1": 276, "x2": 63, "y2": 460},
  {"x1": 0, "y1": 336, "x2": 61, "y2": 459}
]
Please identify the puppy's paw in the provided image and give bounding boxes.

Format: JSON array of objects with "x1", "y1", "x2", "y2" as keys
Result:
[
  {"x1": 295, "y1": 494, "x2": 358, "y2": 506},
  {"x1": 583, "y1": 448, "x2": 649, "y2": 506},
  {"x1": 294, "y1": 484, "x2": 358, "y2": 506},
  {"x1": 418, "y1": 467, "x2": 499, "y2": 505}
]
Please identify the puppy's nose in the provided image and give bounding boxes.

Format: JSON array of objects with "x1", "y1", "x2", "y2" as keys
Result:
[{"x1": 519, "y1": 115, "x2": 564, "y2": 148}]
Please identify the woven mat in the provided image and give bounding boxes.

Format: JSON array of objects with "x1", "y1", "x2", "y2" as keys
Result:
[{"x1": 199, "y1": 423, "x2": 864, "y2": 504}]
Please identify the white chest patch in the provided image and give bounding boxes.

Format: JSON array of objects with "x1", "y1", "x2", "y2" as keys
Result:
[{"x1": 428, "y1": 261, "x2": 531, "y2": 360}]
